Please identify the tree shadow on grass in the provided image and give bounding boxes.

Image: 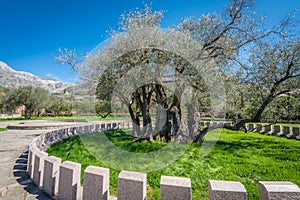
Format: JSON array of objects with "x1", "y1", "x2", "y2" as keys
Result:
[
  {"x1": 91, "y1": 129, "x2": 167, "y2": 153},
  {"x1": 206, "y1": 135, "x2": 300, "y2": 162},
  {"x1": 13, "y1": 151, "x2": 52, "y2": 200}
]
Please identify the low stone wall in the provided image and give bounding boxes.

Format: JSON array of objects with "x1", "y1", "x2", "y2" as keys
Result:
[
  {"x1": 27, "y1": 120, "x2": 300, "y2": 200},
  {"x1": 245, "y1": 123, "x2": 300, "y2": 140}
]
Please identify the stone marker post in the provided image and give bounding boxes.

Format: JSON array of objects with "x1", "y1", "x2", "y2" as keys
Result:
[
  {"x1": 117, "y1": 171, "x2": 147, "y2": 200},
  {"x1": 43, "y1": 156, "x2": 62, "y2": 197},
  {"x1": 83, "y1": 166, "x2": 109, "y2": 200},
  {"x1": 33, "y1": 150, "x2": 48, "y2": 188},
  {"x1": 208, "y1": 180, "x2": 247, "y2": 200},
  {"x1": 58, "y1": 161, "x2": 82, "y2": 200},
  {"x1": 160, "y1": 175, "x2": 192, "y2": 200},
  {"x1": 258, "y1": 181, "x2": 300, "y2": 200}
]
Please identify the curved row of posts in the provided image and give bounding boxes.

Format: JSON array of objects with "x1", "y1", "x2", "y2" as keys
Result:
[
  {"x1": 27, "y1": 120, "x2": 300, "y2": 199},
  {"x1": 200, "y1": 121, "x2": 300, "y2": 140}
]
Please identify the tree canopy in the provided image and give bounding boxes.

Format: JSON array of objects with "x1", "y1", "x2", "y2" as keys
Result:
[
  {"x1": 57, "y1": 0, "x2": 300, "y2": 142},
  {"x1": 3, "y1": 86, "x2": 50, "y2": 118}
]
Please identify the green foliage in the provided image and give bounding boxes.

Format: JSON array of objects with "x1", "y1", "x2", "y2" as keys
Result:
[
  {"x1": 0, "y1": 128, "x2": 8, "y2": 132},
  {"x1": 261, "y1": 93, "x2": 300, "y2": 122},
  {"x1": 0, "y1": 115, "x2": 131, "y2": 122},
  {"x1": 72, "y1": 101, "x2": 95, "y2": 114},
  {"x1": 2, "y1": 86, "x2": 50, "y2": 118},
  {"x1": 48, "y1": 102, "x2": 73, "y2": 116},
  {"x1": 95, "y1": 102, "x2": 112, "y2": 118},
  {"x1": 58, "y1": 1, "x2": 300, "y2": 133},
  {"x1": 47, "y1": 129, "x2": 300, "y2": 200}
]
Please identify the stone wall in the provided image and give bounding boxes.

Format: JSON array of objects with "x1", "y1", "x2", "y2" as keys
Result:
[
  {"x1": 27, "y1": 121, "x2": 300, "y2": 200},
  {"x1": 245, "y1": 123, "x2": 300, "y2": 140}
]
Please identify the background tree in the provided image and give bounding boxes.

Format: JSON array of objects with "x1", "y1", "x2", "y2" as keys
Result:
[
  {"x1": 227, "y1": 38, "x2": 300, "y2": 129},
  {"x1": 3, "y1": 86, "x2": 50, "y2": 119},
  {"x1": 0, "y1": 86, "x2": 10, "y2": 113},
  {"x1": 95, "y1": 101, "x2": 111, "y2": 118}
]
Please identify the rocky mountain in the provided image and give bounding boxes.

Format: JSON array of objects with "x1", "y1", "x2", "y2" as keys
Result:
[{"x1": 0, "y1": 61, "x2": 67, "y2": 93}]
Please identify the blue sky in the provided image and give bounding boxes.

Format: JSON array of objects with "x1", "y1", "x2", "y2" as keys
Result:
[{"x1": 0, "y1": 0, "x2": 299, "y2": 83}]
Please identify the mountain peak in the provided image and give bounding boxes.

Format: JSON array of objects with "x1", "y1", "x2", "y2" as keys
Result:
[
  {"x1": 0, "y1": 61, "x2": 67, "y2": 93},
  {"x1": 0, "y1": 61, "x2": 15, "y2": 72}
]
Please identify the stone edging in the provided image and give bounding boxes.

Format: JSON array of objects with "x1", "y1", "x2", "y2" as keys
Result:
[
  {"x1": 200, "y1": 121, "x2": 300, "y2": 140},
  {"x1": 27, "y1": 120, "x2": 300, "y2": 200}
]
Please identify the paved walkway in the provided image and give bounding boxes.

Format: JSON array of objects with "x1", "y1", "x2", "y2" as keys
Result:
[
  {"x1": 0, "y1": 128, "x2": 52, "y2": 200},
  {"x1": 0, "y1": 120, "x2": 86, "y2": 200},
  {"x1": 0, "y1": 120, "x2": 91, "y2": 199}
]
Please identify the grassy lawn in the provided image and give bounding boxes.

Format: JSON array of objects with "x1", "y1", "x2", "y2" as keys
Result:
[
  {"x1": 46, "y1": 129, "x2": 300, "y2": 200},
  {"x1": 275, "y1": 123, "x2": 300, "y2": 128},
  {"x1": 0, "y1": 128, "x2": 8, "y2": 132},
  {"x1": 0, "y1": 115, "x2": 130, "y2": 122}
]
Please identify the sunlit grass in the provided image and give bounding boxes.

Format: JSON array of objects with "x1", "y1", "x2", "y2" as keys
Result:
[
  {"x1": 0, "y1": 115, "x2": 130, "y2": 122},
  {"x1": 46, "y1": 129, "x2": 300, "y2": 200},
  {"x1": 0, "y1": 128, "x2": 8, "y2": 132}
]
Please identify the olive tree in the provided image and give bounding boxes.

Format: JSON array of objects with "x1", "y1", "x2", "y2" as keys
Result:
[
  {"x1": 180, "y1": 0, "x2": 299, "y2": 134},
  {"x1": 3, "y1": 86, "x2": 50, "y2": 118},
  {"x1": 57, "y1": 0, "x2": 299, "y2": 142},
  {"x1": 228, "y1": 38, "x2": 300, "y2": 129}
]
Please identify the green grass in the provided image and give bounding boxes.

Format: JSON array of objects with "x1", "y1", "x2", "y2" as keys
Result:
[
  {"x1": 0, "y1": 128, "x2": 8, "y2": 132},
  {"x1": 275, "y1": 123, "x2": 300, "y2": 127},
  {"x1": 46, "y1": 129, "x2": 300, "y2": 200},
  {"x1": 0, "y1": 115, "x2": 130, "y2": 122}
]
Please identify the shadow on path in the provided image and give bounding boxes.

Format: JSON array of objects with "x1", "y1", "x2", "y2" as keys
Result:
[{"x1": 13, "y1": 151, "x2": 52, "y2": 200}]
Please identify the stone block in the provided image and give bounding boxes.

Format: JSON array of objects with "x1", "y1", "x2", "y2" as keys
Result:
[
  {"x1": 273, "y1": 125, "x2": 281, "y2": 135},
  {"x1": 248, "y1": 123, "x2": 254, "y2": 131},
  {"x1": 258, "y1": 181, "x2": 300, "y2": 200},
  {"x1": 205, "y1": 122, "x2": 210, "y2": 127},
  {"x1": 58, "y1": 161, "x2": 82, "y2": 200},
  {"x1": 90, "y1": 124, "x2": 96, "y2": 132},
  {"x1": 84, "y1": 125, "x2": 90, "y2": 134},
  {"x1": 292, "y1": 127, "x2": 300, "y2": 137},
  {"x1": 224, "y1": 122, "x2": 232, "y2": 127},
  {"x1": 27, "y1": 147, "x2": 36, "y2": 179},
  {"x1": 264, "y1": 124, "x2": 271, "y2": 133},
  {"x1": 256, "y1": 124, "x2": 262, "y2": 132},
  {"x1": 96, "y1": 124, "x2": 101, "y2": 132},
  {"x1": 83, "y1": 166, "x2": 109, "y2": 200},
  {"x1": 43, "y1": 156, "x2": 61, "y2": 197},
  {"x1": 33, "y1": 150, "x2": 48, "y2": 188},
  {"x1": 208, "y1": 180, "x2": 247, "y2": 200},
  {"x1": 117, "y1": 171, "x2": 146, "y2": 200},
  {"x1": 282, "y1": 126, "x2": 290, "y2": 136},
  {"x1": 107, "y1": 123, "x2": 112, "y2": 130},
  {"x1": 128, "y1": 121, "x2": 133, "y2": 128},
  {"x1": 78, "y1": 126, "x2": 85, "y2": 134},
  {"x1": 160, "y1": 175, "x2": 192, "y2": 200}
]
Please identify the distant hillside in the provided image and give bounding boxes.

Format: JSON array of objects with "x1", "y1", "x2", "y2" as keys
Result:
[{"x1": 0, "y1": 61, "x2": 67, "y2": 93}]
